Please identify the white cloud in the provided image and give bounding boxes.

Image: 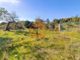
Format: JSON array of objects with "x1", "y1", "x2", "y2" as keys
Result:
[{"x1": 0, "y1": 0, "x2": 20, "y2": 4}]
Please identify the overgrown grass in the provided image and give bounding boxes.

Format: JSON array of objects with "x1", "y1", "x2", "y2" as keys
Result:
[{"x1": 0, "y1": 29, "x2": 80, "y2": 60}]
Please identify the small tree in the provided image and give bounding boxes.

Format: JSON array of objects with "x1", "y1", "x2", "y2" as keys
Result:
[
  {"x1": 46, "y1": 18, "x2": 50, "y2": 29},
  {"x1": 35, "y1": 18, "x2": 46, "y2": 29},
  {"x1": 24, "y1": 20, "x2": 33, "y2": 28},
  {"x1": 0, "y1": 7, "x2": 18, "y2": 31}
]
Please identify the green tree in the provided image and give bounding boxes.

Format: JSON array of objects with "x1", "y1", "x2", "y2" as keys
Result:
[
  {"x1": 46, "y1": 19, "x2": 50, "y2": 29},
  {"x1": 24, "y1": 20, "x2": 33, "y2": 28}
]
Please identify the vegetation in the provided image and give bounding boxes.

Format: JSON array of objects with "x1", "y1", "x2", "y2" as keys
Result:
[{"x1": 0, "y1": 7, "x2": 80, "y2": 60}]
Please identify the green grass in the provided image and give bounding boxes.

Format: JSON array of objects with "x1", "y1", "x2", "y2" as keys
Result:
[{"x1": 0, "y1": 29, "x2": 80, "y2": 60}]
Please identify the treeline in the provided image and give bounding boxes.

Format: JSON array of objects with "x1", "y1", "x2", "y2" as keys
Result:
[
  {"x1": 0, "y1": 7, "x2": 80, "y2": 31},
  {"x1": 0, "y1": 17, "x2": 80, "y2": 31}
]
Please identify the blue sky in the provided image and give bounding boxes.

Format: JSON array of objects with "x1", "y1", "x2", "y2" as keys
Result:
[{"x1": 0, "y1": 0, "x2": 80, "y2": 21}]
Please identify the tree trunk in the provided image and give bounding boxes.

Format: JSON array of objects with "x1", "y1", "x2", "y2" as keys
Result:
[
  {"x1": 58, "y1": 23, "x2": 61, "y2": 31},
  {"x1": 5, "y1": 22, "x2": 11, "y2": 31}
]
